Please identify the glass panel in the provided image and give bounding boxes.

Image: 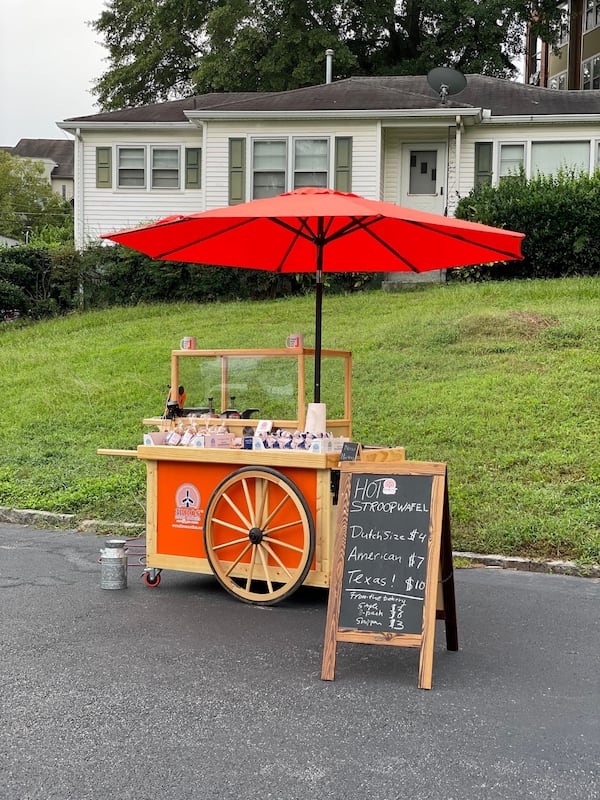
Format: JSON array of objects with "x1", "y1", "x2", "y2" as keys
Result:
[
  {"x1": 152, "y1": 148, "x2": 179, "y2": 189},
  {"x1": 253, "y1": 140, "x2": 286, "y2": 170},
  {"x1": 253, "y1": 172, "x2": 286, "y2": 198},
  {"x1": 253, "y1": 140, "x2": 286, "y2": 198},
  {"x1": 294, "y1": 172, "x2": 327, "y2": 188},
  {"x1": 294, "y1": 137, "x2": 328, "y2": 187},
  {"x1": 499, "y1": 144, "x2": 524, "y2": 177},
  {"x1": 153, "y1": 149, "x2": 178, "y2": 169},
  {"x1": 294, "y1": 139, "x2": 328, "y2": 171},
  {"x1": 176, "y1": 353, "x2": 347, "y2": 423},
  {"x1": 118, "y1": 148, "x2": 145, "y2": 187},
  {"x1": 593, "y1": 56, "x2": 600, "y2": 89},
  {"x1": 583, "y1": 61, "x2": 592, "y2": 90},
  {"x1": 531, "y1": 141, "x2": 590, "y2": 175},
  {"x1": 409, "y1": 150, "x2": 437, "y2": 194}
]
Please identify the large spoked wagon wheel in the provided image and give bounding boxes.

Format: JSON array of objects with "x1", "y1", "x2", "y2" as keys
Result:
[{"x1": 203, "y1": 466, "x2": 315, "y2": 605}]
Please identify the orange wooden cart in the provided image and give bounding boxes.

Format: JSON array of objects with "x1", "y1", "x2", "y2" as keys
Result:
[{"x1": 101, "y1": 347, "x2": 404, "y2": 605}]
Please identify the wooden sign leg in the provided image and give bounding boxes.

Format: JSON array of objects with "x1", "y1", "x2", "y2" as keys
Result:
[{"x1": 440, "y1": 480, "x2": 459, "y2": 651}]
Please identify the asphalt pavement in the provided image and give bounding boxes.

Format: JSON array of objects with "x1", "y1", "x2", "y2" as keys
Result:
[{"x1": 1, "y1": 522, "x2": 598, "y2": 800}]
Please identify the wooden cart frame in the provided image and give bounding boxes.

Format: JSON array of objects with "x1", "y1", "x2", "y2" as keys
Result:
[{"x1": 103, "y1": 348, "x2": 404, "y2": 605}]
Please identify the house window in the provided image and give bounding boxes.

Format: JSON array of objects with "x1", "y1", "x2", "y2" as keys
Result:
[
  {"x1": 550, "y1": 71, "x2": 568, "y2": 90},
  {"x1": 118, "y1": 147, "x2": 145, "y2": 188},
  {"x1": 499, "y1": 143, "x2": 525, "y2": 178},
  {"x1": 151, "y1": 148, "x2": 179, "y2": 189},
  {"x1": 582, "y1": 55, "x2": 600, "y2": 89},
  {"x1": 558, "y1": 3, "x2": 569, "y2": 45},
  {"x1": 293, "y1": 139, "x2": 328, "y2": 188},
  {"x1": 585, "y1": 0, "x2": 600, "y2": 30},
  {"x1": 474, "y1": 142, "x2": 493, "y2": 188},
  {"x1": 530, "y1": 141, "x2": 590, "y2": 176},
  {"x1": 252, "y1": 140, "x2": 287, "y2": 199}
]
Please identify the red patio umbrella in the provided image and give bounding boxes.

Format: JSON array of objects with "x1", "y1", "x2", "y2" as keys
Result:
[{"x1": 102, "y1": 187, "x2": 524, "y2": 402}]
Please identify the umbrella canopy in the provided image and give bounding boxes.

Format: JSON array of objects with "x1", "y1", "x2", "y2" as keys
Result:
[{"x1": 102, "y1": 187, "x2": 525, "y2": 401}]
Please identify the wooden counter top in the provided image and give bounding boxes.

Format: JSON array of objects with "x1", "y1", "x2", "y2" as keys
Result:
[{"x1": 135, "y1": 444, "x2": 343, "y2": 469}]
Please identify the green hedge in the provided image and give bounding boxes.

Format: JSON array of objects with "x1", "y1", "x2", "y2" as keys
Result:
[
  {"x1": 5, "y1": 168, "x2": 599, "y2": 318},
  {"x1": 453, "y1": 170, "x2": 600, "y2": 280},
  {"x1": 0, "y1": 243, "x2": 378, "y2": 319},
  {"x1": 0, "y1": 246, "x2": 80, "y2": 319}
]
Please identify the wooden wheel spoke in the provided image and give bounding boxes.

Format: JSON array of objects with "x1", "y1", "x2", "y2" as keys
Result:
[
  {"x1": 263, "y1": 518, "x2": 304, "y2": 536},
  {"x1": 222, "y1": 490, "x2": 252, "y2": 530},
  {"x1": 241, "y1": 478, "x2": 256, "y2": 527},
  {"x1": 256, "y1": 479, "x2": 268, "y2": 526},
  {"x1": 257, "y1": 545, "x2": 274, "y2": 593},
  {"x1": 224, "y1": 541, "x2": 253, "y2": 577},
  {"x1": 211, "y1": 516, "x2": 249, "y2": 535},
  {"x1": 260, "y1": 541, "x2": 293, "y2": 578},
  {"x1": 245, "y1": 545, "x2": 258, "y2": 590},
  {"x1": 212, "y1": 534, "x2": 250, "y2": 552},
  {"x1": 262, "y1": 536, "x2": 305, "y2": 555},
  {"x1": 260, "y1": 493, "x2": 290, "y2": 529}
]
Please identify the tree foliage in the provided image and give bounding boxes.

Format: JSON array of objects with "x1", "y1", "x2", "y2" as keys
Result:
[
  {"x1": 0, "y1": 152, "x2": 73, "y2": 243},
  {"x1": 91, "y1": 0, "x2": 564, "y2": 109}
]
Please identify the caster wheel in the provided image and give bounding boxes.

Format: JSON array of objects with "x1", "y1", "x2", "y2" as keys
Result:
[{"x1": 143, "y1": 571, "x2": 161, "y2": 587}]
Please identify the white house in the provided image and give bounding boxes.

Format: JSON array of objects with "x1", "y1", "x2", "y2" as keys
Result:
[
  {"x1": 57, "y1": 74, "x2": 600, "y2": 252},
  {"x1": 9, "y1": 139, "x2": 74, "y2": 202}
]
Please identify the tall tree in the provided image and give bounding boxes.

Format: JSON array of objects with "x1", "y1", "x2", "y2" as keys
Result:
[
  {"x1": 91, "y1": 0, "x2": 564, "y2": 109},
  {"x1": 0, "y1": 152, "x2": 72, "y2": 242}
]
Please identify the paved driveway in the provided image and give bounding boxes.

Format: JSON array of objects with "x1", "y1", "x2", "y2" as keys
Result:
[{"x1": 1, "y1": 523, "x2": 598, "y2": 800}]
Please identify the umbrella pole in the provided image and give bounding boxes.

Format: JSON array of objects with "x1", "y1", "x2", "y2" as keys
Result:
[{"x1": 314, "y1": 268, "x2": 322, "y2": 404}]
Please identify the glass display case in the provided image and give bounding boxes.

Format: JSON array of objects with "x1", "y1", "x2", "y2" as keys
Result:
[{"x1": 146, "y1": 347, "x2": 353, "y2": 438}]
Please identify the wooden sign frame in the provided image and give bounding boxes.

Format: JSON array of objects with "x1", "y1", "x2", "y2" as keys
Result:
[{"x1": 321, "y1": 461, "x2": 458, "y2": 689}]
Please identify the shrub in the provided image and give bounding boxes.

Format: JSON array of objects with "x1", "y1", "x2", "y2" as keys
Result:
[{"x1": 454, "y1": 170, "x2": 600, "y2": 280}]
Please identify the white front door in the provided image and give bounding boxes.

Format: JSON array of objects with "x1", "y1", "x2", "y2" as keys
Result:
[
  {"x1": 384, "y1": 142, "x2": 448, "y2": 287},
  {"x1": 400, "y1": 143, "x2": 447, "y2": 215}
]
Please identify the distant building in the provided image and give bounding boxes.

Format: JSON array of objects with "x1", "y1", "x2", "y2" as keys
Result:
[
  {"x1": 4, "y1": 139, "x2": 74, "y2": 202},
  {"x1": 525, "y1": 1, "x2": 600, "y2": 89}
]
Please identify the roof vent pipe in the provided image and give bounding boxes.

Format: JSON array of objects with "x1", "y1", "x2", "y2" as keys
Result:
[{"x1": 325, "y1": 49, "x2": 334, "y2": 84}]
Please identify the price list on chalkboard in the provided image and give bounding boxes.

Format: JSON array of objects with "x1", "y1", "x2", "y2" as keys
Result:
[{"x1": 338, "y1": 472, "x2": 434, "y2": 636}]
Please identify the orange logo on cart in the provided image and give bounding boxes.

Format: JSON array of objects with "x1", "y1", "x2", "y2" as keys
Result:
[{"x1": 174, "y1": 483, "x2": 202, "y2": 528}]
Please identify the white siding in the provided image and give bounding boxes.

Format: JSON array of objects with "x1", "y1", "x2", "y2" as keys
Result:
[
  {"x1": 76, "y1": 114, "x2": 600, "y2": 248},
  {"x1": 460, "y1": 121, "x2": 600, "y2": 194},
  {"x1": 79, "y1": 129, "x2": 204, "y2": 246},
  {"x1": 203, "y1": 119, "x2": 381, "y2": 209}
]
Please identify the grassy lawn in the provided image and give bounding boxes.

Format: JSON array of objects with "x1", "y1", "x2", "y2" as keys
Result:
[{"x1": 0, "y1": 276, "x2": 598, "y2": 564}]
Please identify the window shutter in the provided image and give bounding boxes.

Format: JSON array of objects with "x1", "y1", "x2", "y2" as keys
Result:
[
  {"x1": 96, "y1": 147, "x2": 112, "y2": 188},
  {"x1": 229, "y1": 138, "x2": 246, "y2": 205},
  {"x1": 334, "y1": 137, "x2": 352, "y2": 192},
  {"x1": 185, "y1": 148, "x2": 201, "y2": 189},
  {"x1": 474, "y1": 142, "x2": 493, "y2": 188}
]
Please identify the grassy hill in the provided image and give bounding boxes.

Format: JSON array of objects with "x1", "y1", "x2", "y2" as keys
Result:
[{"x1": 1, "y1": 276, "x2": 598, "y2": 564}]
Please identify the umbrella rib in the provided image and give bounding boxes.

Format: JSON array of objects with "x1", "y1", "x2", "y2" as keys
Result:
[
  {"x1": 400, "y1": 219, "x2": 523, "y2": 260},
  {"x1": 272, "y1": 222, "x2": 308, "y2": 273},
  {"x1": 155, "y1": 218, "x2": 258, "y2": 260}
]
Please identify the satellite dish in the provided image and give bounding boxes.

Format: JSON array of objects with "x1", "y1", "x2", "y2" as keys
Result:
[{"x1": 427, "y1": 67, "x2": 467, "y2": 104}]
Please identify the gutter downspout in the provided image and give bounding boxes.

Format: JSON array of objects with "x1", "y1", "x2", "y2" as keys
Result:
[
  {"x1": 73, "y1": 127, "x2": 84, "y2": 251},
  {"x1": 455, "y1": 115, "x2": 463, "y2": 213},
  {"x1": 74, "y1": 127, "x2": 85, "y2": 307}
]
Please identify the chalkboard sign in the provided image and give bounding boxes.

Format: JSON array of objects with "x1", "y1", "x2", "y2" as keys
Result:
[
  {"x1": 321, "y1": 461, "x2": 458, "y2": 689},
  {"x1": 338, "y1": 472, "x2": 433, "y2": 635},
  {"x1": 339, "y1": 441, "x2": 361, "y2": 462}
]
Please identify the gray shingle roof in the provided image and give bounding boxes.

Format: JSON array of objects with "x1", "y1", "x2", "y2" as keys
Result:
[
  {"x1": 10, "y1": 139, "x2": 74, "y2": 178},
  {"x1": 62, "y1": 74, "x2": 600, "y2": 125}
]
